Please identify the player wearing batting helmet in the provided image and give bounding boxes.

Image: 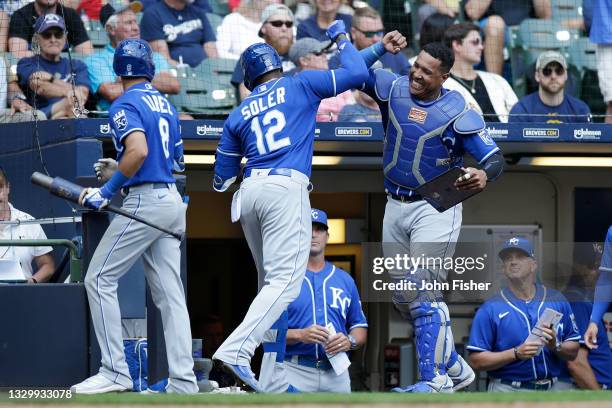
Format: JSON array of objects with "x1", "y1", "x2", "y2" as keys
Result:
[{"x1": 72, "y1": 38, "x2": 195, "y2": 395}]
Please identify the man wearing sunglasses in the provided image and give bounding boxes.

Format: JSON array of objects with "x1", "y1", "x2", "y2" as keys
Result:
[
  {"x1": 289, "y1": 37, "x2": 354, "y2": 121},
  {"x1": 231, "y1": 4, "x2": 296, "y2": 101},
  {"x1": 444, "y1": 23, "x2": 517, "y2": 123},
  {"x1": 509, "y1": 51, "x2": 591, "y2": 123},
  {"x1": 16, "y1": 14, "x2": 90, "y2": 119},
  {"x1": 349, "y1": 7, "x2": 410, "y2": 76}
]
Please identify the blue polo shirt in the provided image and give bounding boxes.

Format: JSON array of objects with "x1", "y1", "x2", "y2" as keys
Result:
[
  {"x1": 140, "y1": 0, "x2": 216, "y2": 67},
  {"x1": 509, "y1": 92, "x2": 591, "y2": 123},
  {"x1": 296, "y1": 13, "x2": 352, "y2": 41},
  {"x1": 86, "y1": 44, "x2": 172, "y2": 111}
]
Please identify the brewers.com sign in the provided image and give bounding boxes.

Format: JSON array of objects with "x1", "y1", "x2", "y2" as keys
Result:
[{"x1": 522, "y1": 128, "x2": 560, "y2": 138}]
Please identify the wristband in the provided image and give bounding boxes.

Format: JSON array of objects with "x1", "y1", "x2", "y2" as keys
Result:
[{"x1": 100, "y1": 169, "x2": 129, "y2": 198}]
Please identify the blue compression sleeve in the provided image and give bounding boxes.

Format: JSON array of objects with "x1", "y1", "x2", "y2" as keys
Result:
[
  {"x1": 360, "y1": 42, "x2": 386, "y2": 68},
  {"x1": 332, "y1": 38, "x2": 369, "y2": 94}
]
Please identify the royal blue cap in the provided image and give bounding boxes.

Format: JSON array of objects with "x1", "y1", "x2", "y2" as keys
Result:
[
  {"x1": 35, "y1": 13, "x2": 66, "y2": 34},
  {"x1": 499, "y1": 236, "x2": 535, "y2": 259},
  {"x1": 311, "y1": 208, "x2": 328, "y2": 229}
]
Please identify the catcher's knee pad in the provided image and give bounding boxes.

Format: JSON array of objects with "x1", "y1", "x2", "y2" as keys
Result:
[
  {"x1": 263, "y1": 310, "x2": 288, "y2": 363},
  {"x1": 410, "y1": 302, "x2": 452, "y2": 380}
]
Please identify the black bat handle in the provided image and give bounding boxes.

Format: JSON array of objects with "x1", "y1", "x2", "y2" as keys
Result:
[{"x1": 107, "y1": 205, "x2": 184, "y2": 241}]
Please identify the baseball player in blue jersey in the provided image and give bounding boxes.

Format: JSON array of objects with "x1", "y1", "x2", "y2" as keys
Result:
[
  {"x1": 357, "y1": 41, "x2": 504, "y2": 393},
  {"x1": 559, "y1": 243, "x2": 612, "y2": 389},
  {"x1": 467, "y1": 237, "x2": 580, "y2": 392},
  {"x1": 71, "y1": 39, "x2": 196, "y2": 394},
  {"x1": 259, "y1": 209, "x2": 368, "y2": 393},
  {"x1": 210, "y1": 20, "x2": 370, "y2": 393},
  {"x1": 585, "y1": 226, "x2": 612, "y2": 350}
]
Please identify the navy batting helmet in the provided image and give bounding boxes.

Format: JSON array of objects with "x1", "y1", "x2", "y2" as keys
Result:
[
  {"x1": 113, "y1": 38, "x2": 155, "y2": 81},
  {"x1": 241, "y1": 43, "x2": 282, "y2": 91}
]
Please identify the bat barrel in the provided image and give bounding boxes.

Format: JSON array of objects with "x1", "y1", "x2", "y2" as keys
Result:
[{"x1": 31, "y1": 172, "x2": 53, "y2": 189}]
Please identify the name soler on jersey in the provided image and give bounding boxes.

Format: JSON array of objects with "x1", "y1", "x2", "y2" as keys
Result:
[
  {"x1": 241, "y1": 87, "x2": 286, "y2": 120},
  {"x1": 373, "y1": 279, "x2": 491, "y2": 291}
]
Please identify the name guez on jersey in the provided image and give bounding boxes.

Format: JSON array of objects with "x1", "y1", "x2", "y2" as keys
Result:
[
  {"x1": 241, "y1": 87, "x2": 286, "y2": 120},
  {"x1": 142, "y1": 94, "x2": 174, "y2": 115}
]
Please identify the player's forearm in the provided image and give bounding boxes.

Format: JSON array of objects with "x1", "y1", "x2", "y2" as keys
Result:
[
  {"x1": 567, "y1": 347, "x2": 601, "y2": 389},
  {"x1": 349, "y1": 327, "x2": 367, "y2": 348},
  {"x1": 481, "y1": 151, "x2": 504, "y2": 181},
  {"x1": 555, "y1": 340, "x2": 579, "y2": 361},
  {"x1": 286, "y1": 329, "x2": 303, "y2": 345},
  {"x1": 360, "y1": 42, "x2": 386, "y2": 68},
  {"x1": 333, "y1": 36, "x2": 369, "y2": 94},
  {"x1": 468, "y1": 349, "x2": 516, "y2": 371},
  {"x1": 118, "y1": 132, "x2": 148, "y2": 177}
]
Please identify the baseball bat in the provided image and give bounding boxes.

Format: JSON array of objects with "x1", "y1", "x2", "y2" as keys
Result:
[{"x1": 31, "y1": 172, "x2": 184, "y2": 241}]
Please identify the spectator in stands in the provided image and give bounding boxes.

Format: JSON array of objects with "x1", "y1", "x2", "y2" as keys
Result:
[
  {"x1": 17, "y1": 14, "x2": 90, "y2": 119},
  {"x1": 86, "y1": 0, "x2": 180, "y2": 112},
  {"x1": 0, "y1": 167, "x2": 55, "y2": 284},
  {"x1": 0, "y1": 0, "x2": 32, "y2": 52},
  {"x1": 509, "y1": 51, "x2": 591, "y2": 123},
  {"x1": 231, "y1": 4, "x2": 295, "y2": 100},
  {"x1": 591, "y1": 0, "x2": 612, "y2": 123},
  {"x1": 419, "y1": 12, "x2": 455, "y2": 49},
  {"x1": 559, "y1": 244, "x2": 612, "y2": 390},
  {"x1": 140, "y1": 0, "x2": 217, "y2": 67},
  {"x1": 0, "y1": 54, "x2": 47, "y2": 122},
  {"x1": 467, "y1": 237, "x2": 580, "y2": 392},
  {"x1": 349, "y1": 6, "x2": 409, "y2": 75},
  {"x1": 8, "y1": 0, "x2": 93, "y2": 58},
  {"x1": 338, "y1": 90, "x2": 380, "y2": 122},
  {"x1": 296, "y1": 0, "x2": 352, "y2": 41},
  {"x1": 216, "y1": 0, "x2": 276, "y2": 60},
  {"x1": 289, "y1": 37, "x2": 355, "y2": 121},
  {"x1": 417, "y1": 0, "x2": 459, "y2": 32},
  {"x1": 464, "y1": 0, "x2": 551, "y2": 75},
  {"x1": 444, "y1": 23, "x2": 517, "y2": 122}
]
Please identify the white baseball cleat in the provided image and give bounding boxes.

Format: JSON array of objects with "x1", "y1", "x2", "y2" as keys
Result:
[
  {"x1": 70, "y1": 373, "x2": 130, "y2": 395},
  {"x1": 447, "y1": 354, "x2": 475, "y2": 391}
]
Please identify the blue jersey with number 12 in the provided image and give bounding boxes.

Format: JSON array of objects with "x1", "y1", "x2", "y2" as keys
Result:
[
  {"x1": 109, "y1": 82, "x2": 184, "y2": 188},
  {"x1": 217, "y1": 71, "x2": 340, "y2": 177}
]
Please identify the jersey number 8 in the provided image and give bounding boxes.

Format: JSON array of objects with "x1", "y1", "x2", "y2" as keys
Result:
[
  {"x1": 159, "y1": 117, "x2": 170, "y2": 159},
  {"x1": 251, "y1": 109, "x2": 290, "y2": 155}
]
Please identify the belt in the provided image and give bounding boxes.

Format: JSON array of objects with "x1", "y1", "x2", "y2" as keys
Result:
[
  {"x1": 244, "y1": 168, "x2": 293, "y2": 178},
  {"x1": 500, "y1": 378, "x2": 555, "y2": 390},
  {"x1": 122, "y1": 182, "x2": 170, "y2": 195},
  {"x1": 286, "y1": 355, "x2": 333, "y2": 371},
  {"x1": 388, "y1": 192, "x2": 423, "y2": 203}
]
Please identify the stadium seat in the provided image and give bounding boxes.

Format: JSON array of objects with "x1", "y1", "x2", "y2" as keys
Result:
[
  {"x1": 169, "y1": 59, "x2": 237, "y2": 114},
  {"x1": 569, "y1": 37, "x2": 597, "y2": 72},
  {"x1": 206, "y1": 12, "x2": 223, "y2": 34},
  {"x1": 551, "y1": 0, "x2": 582, "y2": 24},
  {"x1": 568, "y1": 38, "x2": 606, "y2": 120},
  {"x1": 510, "y1": 19, "x2": 578, "y2": 97},
  {"x1": 87, "y1": 21, "x2": 109, "y2": 49},
  {"x1": 209, "y1": 0, "x2": 229, "y2": 16}
]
